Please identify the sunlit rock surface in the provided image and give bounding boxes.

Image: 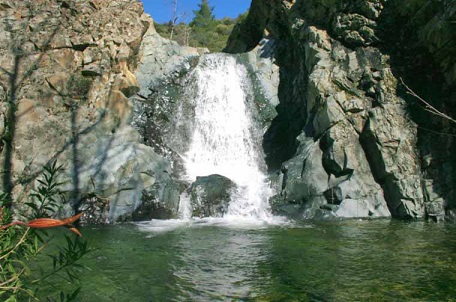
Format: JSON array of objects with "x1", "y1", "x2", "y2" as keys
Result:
[{"x1": 0, "y1": 0, "x2": 173, "y2": 222}]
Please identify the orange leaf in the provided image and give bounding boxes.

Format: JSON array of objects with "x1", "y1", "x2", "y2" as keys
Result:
[
  {"x1": 25, "y1": 213, "x2": 83, "y2": 236},
  {"x1": 61, "y1": 212, "x2": 83, "y2": 225},
  {"x1": 68, "y1": 227, "x2": 82, "y2": 237},
  {"x1": 0, "y1": 221, "x2": 26, "y2": 230},
  {"x1": 26, "y1": 218, "x2": 65, "y2": 228}
]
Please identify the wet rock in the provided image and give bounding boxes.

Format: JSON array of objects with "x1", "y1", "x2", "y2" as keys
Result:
[
  {"x1": 323, "y1": 187, "x2": 343, "y2": 205},
  {"x1": 79, "y1": 194, "x2": 110, "y2": 225},
  {"x1": 335, "y1": 198, "x2": 389, "y2": 218},
  {"x1": 425, "y1": 200, "x2": 445, "y2": 222},
  {"x1": 132, "y1": 179, "x2": 187, "y2": 220},
  {"x1": 130, "y1": 24, "x2": 206, "y2": 170},
  {"x1": 189, "y1": 174, "x2": 236, "y2": 218}
]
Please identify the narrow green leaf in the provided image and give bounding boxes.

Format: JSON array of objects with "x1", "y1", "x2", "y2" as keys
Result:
[
  {"x1": 68, "y1": 287, "x2": 81, "y2": 301},
  {"x1": 25, "y1": 202, "x2": 38, "y2": 211}
]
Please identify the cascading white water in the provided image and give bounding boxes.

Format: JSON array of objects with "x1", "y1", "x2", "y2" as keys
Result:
[{"x1": 180, "y1": 54, "x2": 274, "y2": 221}]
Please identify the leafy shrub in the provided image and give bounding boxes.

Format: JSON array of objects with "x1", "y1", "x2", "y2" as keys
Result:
[{"x1": 0, "y1": 163, "x2": 90, "y2": 301}]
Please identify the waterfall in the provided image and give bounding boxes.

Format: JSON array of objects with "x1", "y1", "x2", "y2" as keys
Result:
[{"x1": 178, "y1": 54, "x2": 275, "y2": 221}]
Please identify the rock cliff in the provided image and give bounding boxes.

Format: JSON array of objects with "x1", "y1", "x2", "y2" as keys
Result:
[
  {"x1": 225, "y1": 0, "x2": 456, "y2": 220},
  {"x1": 0, "y1": 0, "x2": 173, "y2": 222},
  {"x1": 2, "y1": 0, "x2": 454, "y2": 223}
]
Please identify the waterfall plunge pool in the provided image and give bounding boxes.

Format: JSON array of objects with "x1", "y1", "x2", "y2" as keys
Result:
[
  {"x1": 40, "y1": 219, "x2": 456, "y2": 301},
  {"x1": 38, "y1": 54, "x2": 456, "y2": 300}
]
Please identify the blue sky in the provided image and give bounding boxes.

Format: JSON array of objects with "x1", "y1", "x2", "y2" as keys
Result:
[{"x1": 140, "y1": 0, "x2": 251, "y2": 24}]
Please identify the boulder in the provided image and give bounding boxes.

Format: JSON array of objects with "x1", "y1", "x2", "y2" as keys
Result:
[
  {"x1": 189, "y1": 174, "x2": 236, "y2": 218},
  {"x1": 131, "y1": 179, "x2": 188, "y2": 220}
]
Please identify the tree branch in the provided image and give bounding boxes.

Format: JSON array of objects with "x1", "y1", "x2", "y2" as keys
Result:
[{"x1": 401, "y1": 78, "x2": 456, "y2": 124}]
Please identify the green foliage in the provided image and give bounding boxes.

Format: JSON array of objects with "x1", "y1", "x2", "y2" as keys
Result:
[
  {"x1": 154, "y1": 1, "x2": 248, "y2": 52},
  {"x1": 0, "y1": 219, "x2": 39, "y2": 300},
  {"x1": 0, "y1": 163, "x2": 91, "y2": 301},
  {"x1": 189, "y1": 0, "x2": 215, "y2": 28},
  {"x1": 26, "y1": 161, "x2": 66, "y2": 219},
  {"x1": 155, "y1": 22, "x2": 193, "y2": 47}
]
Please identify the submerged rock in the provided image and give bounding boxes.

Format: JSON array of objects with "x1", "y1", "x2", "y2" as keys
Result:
[{"x1": 189, "y1": 175, "x2": 236, "y2": 218}]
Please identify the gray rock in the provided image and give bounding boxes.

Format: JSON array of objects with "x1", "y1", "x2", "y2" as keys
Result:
[
  {"x1": 246, "y1": 38, "x2": 280, "y2": 108},
  {"x1": 132, "y1": 179, "x2": 188, "y2": 220},
  {"x1": 78, "y1": 194, "x2": 110, "y2": 225},
  {"x1": 56, "y1": 126, "x2": 174, "y2": 222},
  {"x1": 189, "y1": 174, "x2": 236, "y2": 218},
  {"x1": 425, "y1": 199, "x2": 445, "y2": 222},
  {"x1": 280, "y1": 137, "x2": 328, "y2": 203},
  {"x1": 130, "y1": 24, "x2": 207, "y2": 175},
  {"x1": 332, "y1": 13, "x2": 378, "y2": 46},
  {"x1": 134, "y1": 24, "x2": 207, "y2": 98},
  {"x1": 335, "y1": 197, "x2": 389, "y2": 218},
  {"x1": 225, "y1": 0, "x2": 436, "y2": 220},
  {"x1": 0, "y1": 0, "x2": 179, "y2": 224}
]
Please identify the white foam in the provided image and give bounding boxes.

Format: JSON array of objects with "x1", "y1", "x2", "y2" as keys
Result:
[
  {"x1": 135, "y1": 215, "x2": 291, "y2": 236},
  {"x1": 177, "y1": 54, "x2": 282, "y2": 222}
]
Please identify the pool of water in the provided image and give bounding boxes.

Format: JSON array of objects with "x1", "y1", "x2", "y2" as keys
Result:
[{"x1": 41, "y1": 219, "x2": 456, "y2": 301}]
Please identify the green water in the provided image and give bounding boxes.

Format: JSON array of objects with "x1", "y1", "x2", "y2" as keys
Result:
[{"x1": 44, "y1": 219, "x2": 456, "y2": 301}]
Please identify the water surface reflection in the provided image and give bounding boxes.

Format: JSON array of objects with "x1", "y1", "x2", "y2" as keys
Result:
[
  {"x1": 40, "y1": 219, "x2": 456, "y2": 301},
  {"x1": 171, "y1": 227, "x2": 271, "y2": 300}
]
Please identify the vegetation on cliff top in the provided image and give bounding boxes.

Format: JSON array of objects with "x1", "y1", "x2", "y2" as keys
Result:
[{"x1": 154, "y1": 0, "x2": 247, "y2": 52}]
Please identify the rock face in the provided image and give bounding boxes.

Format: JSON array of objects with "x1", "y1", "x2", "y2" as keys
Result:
[
  {"x1": 0, "y1": 0, "x2": 176, "y2": 222},
  {"x1": 131, "y1": 179, "x2": 187, "y2": 220},
  {"x1": 225, "y1": 0, "x2": 456, "y2": 220},
  {"x1": 379, "y1": 0, "x2": 456, "y2": 222},
  {"x1": 189, "y1": 174, "x2": 236, "y2": 218},
  {"x1": 131, "y1": 24, "x2": 207, "y2": 174},
  {"x1": 2, "y1": 0, "x2": 454, "y2": 223},
  {"x1": 132, "y1": 25, "x2": 280, "y2": 148}
]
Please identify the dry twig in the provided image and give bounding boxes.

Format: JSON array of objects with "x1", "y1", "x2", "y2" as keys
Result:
[{"x1": 401, "y1": 78, "x2": 456, "y2": 124}]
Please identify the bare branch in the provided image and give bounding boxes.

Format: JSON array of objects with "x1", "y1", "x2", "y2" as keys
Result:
[
  {"x1": 400, "y1": 78, "x2": 456, "y2": 124},
  {"x1": 169, "y1": 0, "x2": 178, "y2": 39}
]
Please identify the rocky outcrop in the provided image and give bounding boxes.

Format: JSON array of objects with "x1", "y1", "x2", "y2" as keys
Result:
[
  {"x1": 224, "y1": 0, "x2": 456, "y2": 220},
  {"x1": 3, "y1": 0, "x2": 453, "y2": 223},
  {"x1": 131, "y1": 25, "x2": 207, "y2": 173},
  {"x1": 243, "y1": 37, "x2": 281, "y2": 129},
  {"x1": 131, "y1": 178, "x2": 187, "y2": 220},
  {"x1": 0, "y1": 0, "x2": 175, "y2": 222},
  {"x1": 382, "y1": 0, "x2": 456, "y2": 88},
  {"x1": 378, "y1": 0, "x2": 456, "y2": 222},
  {"x1": 131, "y1": 30, "x2": 283, "y2": 220}
]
